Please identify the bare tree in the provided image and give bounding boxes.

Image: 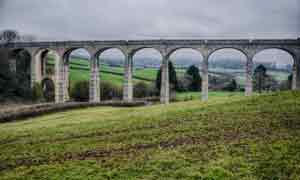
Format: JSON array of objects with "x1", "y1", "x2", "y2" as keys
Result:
[{"x1": 0, "y1": 30, "x2": 20, "y2": 43}]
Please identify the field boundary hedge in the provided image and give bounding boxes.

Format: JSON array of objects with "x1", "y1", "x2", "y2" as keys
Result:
[{"x1": 0, "y1": 101, "x2": 147, "y2": 123}]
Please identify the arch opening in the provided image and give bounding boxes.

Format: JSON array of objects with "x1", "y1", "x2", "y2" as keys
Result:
[
  {"x1": 208, "y1": 48, "x2": 247, "y2": 95},
  {"x1": 97, "y1": 48, "x2": 125, "y2": 101},
  {"x1": 253, "y1": 48, "x2": 294, "y2": 93},
  {"x1": 168, "y1": 48, "x2": 204, "y2": 101},
  {"x1": 34, "y1": 48, "x2": 59, "y2": 102},
  {"x1": 132, "y1": 48, "x2": 163, "y2": 100},
  {"x1": 64, "y1": 48, "x2": 91, "y2": 102}
]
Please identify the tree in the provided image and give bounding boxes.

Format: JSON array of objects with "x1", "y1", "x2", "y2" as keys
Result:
[
  {"x1": 186, "y1": 65, "x2": 202, "y2": 91},
  {"x1": 134, "y1": 82, "x2": 150, "y2": 98},
  {"x1": 155, "y1": 61, "x2": 178, "y2": 91},
  {"x1": 100, "y1": 81, "x2": 122, "y2": 101},
  {"x1": 0, "y1": 48, "x2": 32, "y2": 102},
  {"x1": 254, "y1": 64, "x2": 267, "y2": 93},
  {"x1": 288, "y1": 74, "x2": 293, "y2": 89},
  {"x1": 71, "y1": 80, "x2": 90, "y2": 102},
  {"x1": 31, "y1": 83, "x2": 43, "y2": 102},
  {"x1": 223, "y1": 79, "x2": 238, "y2": 92},
  {"x1": 0, "y1": 30, "x2": 20, "y2": 43}
]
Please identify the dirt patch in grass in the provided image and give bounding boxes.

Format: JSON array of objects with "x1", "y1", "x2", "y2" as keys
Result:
[{"x1": 0, "y1": 133, "x2": 242, "y2": 172}]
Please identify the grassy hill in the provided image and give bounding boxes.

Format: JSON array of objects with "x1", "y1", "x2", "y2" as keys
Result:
[
  {"x1": 66, "y1": 58, "x2": 156, "y2": 88},
  {"x1": 0, "y1": 91, "x2": 300, "y2": 179}
]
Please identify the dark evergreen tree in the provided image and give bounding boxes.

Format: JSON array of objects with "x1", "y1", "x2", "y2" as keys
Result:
[
  {"x1": 288, "y1": 74, "x2": 293, "y2": 89},
  {"x1": 186, "y1": 65, "x2": 202, "y2": 91},
  {"x1": 155, "y1": 61, "x2": 178, "y2": 91},
  {"x1": 254, "y1": 64, "x2": 267, "y2": 93}
]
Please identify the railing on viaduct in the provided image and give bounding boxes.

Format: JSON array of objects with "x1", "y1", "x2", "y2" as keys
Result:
[{"x1": 1, "y1": 39, "x2": 300, "y2": 104}]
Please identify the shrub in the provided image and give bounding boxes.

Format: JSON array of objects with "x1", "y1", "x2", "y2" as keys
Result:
[
  {"x1": 71, "y1": 80, "x2": 89, "y2": 102},
  {"x1": 223, "y1": 79, "x2": 238, "y2": 92},
  {"x1": 177, "y1": 75, "x2": 192, "y2": 92},
  {"x1": 134, "y1": 82, "x2": 150, "y2": 98},
  {"x1": 42, "y1": 78, "x2": 55, "y2": 102},
  {"x1": 31, "y1": 82, "x2": 43, "y2": 102},
  {"x1": 100, "y1": 81, "x2": 122, "y2": 101}
]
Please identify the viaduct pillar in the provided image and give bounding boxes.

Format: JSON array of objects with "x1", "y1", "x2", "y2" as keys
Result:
[
  {"x1": 55, "y1": 48, "x2": 67, "y2": 103},
  {"x1": 201, "y1": 53, "x2": 209, "y2": 101},
  {"x1": 29, "y1": 50, "x2": 37, "y2": 88},
  {"x1": 245, "y1": 54, "x2": 254, "y2": 96},
  {"x1": 291, "y1": 58, "x2": 298, "y2": 90},
  {"x1": 63, "y1": 60, "x2": 70, "y2": 102},
  {"x1": 160, "y1": 55, "x2": 170, "y2": 104},
  {"x1": 296, "y1": 55, "x2": 300, "y2": 90},
  {"x1": 89, "y1": 57, "x2": 100, "y2": 103},
  {"x1": 123, "y1": 53, "x2": 133, "y2": 102}
]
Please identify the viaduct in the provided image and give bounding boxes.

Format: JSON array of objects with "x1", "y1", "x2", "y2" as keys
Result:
[{"x1": 1, "y1": 39, "x2": 300, "y2": 104}]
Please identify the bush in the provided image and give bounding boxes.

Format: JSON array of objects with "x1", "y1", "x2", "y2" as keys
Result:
[
  {"x1": 42, "y1": 78, "x2": 55, "y2": 102},
  {"x1": 223, "y1": 79, "x2": 238, "y2": 92},
  {"x1": 134, "y1": 82, "x2": 150, "y2": 98},
  {"x1": 71, "y1": 80, "x2": 89, "y2": 102},
  {"x1": 31, "y1": 82, "x2": 43, "y2": 102},
  {"x1": 100, "y1": 81, "x2": 122, "y2": 101},
  {"x1": 176, "y1": 75, "x2": 192, "y2": 92}
]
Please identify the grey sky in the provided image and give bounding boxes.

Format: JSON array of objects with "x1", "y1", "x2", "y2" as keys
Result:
[
  {"x1": 0, "y1": 0, "x2": 299, "y2": 40},
  {"x1": 0, "y1": 0, "x2": 298, "y2": 65}
]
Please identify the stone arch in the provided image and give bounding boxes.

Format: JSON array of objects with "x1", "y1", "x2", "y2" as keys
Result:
[
  {"x1": 207, "y1": 48, "x2": 248, "y2": 93},
  {"x1": 130, "y1": 47, "x2": 163, "y2": 58},
  {"x1": 208, "y1": 47, "x2": 248, "y2": 60},
  {"x1": 62, "y1": 48, "x2": 92, "y2": 102},
  {"x1": 33, "y1": 48, "x2": 63, "y2": 102},
  {"x1": 63, "y1": 47, "x2": 92, "y2": 63},
  {"x1": 96, "y1": 48, "x2": 126, "y2": 101},
  {"x1": 95, "y1": 47, "x2": 127, "y2": 59},
  {"x1": 254, "y1": 47, "x2": 296, "y2": 64},
  {"x1": 95, "y1": 47, "x2": 126, "y2": 74},
  {"x1": 167, "y1": 48, "x2": 204, "y2": 99},
  {"x1": 32, "y1": 48, "x2": 60, "y2": 82},
  {"x1": 131, "y1": 47, "x2": 163, "y2": 100},
  {"x1": 252, "y1": 48, "x2": 295, "y2": 91},
  {"x1": 168, "y1": 47, "x2": 204, "y2": 66},
  {"x1": 167, "y1": 47, "x2": 202, "y2": 59}
]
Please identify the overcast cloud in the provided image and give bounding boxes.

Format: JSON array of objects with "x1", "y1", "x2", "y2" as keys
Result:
[
  {"x1": 0, "y1": 0, "x2": 298, "y2": 64},
  {"x1": 0, "y1": 0, "x2": 299, "y2": 40}
]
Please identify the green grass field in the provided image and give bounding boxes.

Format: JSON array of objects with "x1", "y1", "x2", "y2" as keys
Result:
[
  {"x1": 176, "y1": 91, "x2": 245, "y2": 101},
  {"x1": 0, "y1": 91, "x2": 300, "y2": 179}
]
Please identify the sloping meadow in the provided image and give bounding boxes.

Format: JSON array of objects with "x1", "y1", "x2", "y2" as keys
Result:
[{"x1": 0, "y1": 91, "x2": 300, "y2": 179}]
